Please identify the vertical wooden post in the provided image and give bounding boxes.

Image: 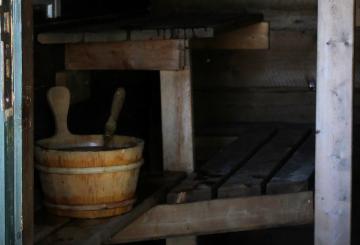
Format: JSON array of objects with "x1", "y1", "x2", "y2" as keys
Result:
[
  {"x1": 160, "y1": 69, "x2": 195, "y2": 174},
  {"x1": 160, "y1": 39, "x2": 196, "y2": 245},
  {"x1": 316, "y1": 0, "x2": 354, "y2": 244}
]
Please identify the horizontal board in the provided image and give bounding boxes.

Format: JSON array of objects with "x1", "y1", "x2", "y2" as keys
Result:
[
  {"x1": 37, "y1": 13, "x2": 262, "y2": 44},
  {"x1": 218, "y1": 129, "x2": 309, "y2": 198},
  {"x1": 267, "y1": 133, "x2": 315, "y2": 194},
  {"x1": 195, "y1": 136, "x2": 238, "y2": 162},
  {"x1": 191, "y1": 22, "x2": 269, "y2": 50},
  {"x1": 152, "y1": 0, "x2": 317, "y2": 12},
  {"x1": 109, "y1": 192, "x2": 314, "y2": 244},
  {"x1": 38, "y1": 28, "x2": 214, "y2": 44},
  {"x1": 192, "y1": 49, "x2": 316, "y2": 89},
  {"x1": 65, "y1": 40, "x2": 186, "y2": 70}
]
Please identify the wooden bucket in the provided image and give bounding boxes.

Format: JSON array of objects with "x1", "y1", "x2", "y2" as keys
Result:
[{"x1": 35, "y1": 87, "x2": 144, "y2": 218}]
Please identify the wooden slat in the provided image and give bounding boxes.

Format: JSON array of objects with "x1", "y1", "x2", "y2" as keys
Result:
[
  {"x1": 152, "y1": 0, "x2": 316, "y2": 12},
  {"x1": 190, "y1": 22, "x2": 269, "y2": 50},
  {"x1": 37, "y1": 14, "x2": 263, "y2": 44},
  {"x1": 195, "y1": 136, "x2": 238, "y2": 162},
  {"x1": 316, "y1": 0, "x2": 354, "y2": 244},
  {"x1": 38, "y1": 28, "x2": 214, "y2": 44},
  {"x1": 109, "y1": 191, "x2": 314, "y2": 244},
  {"x1": 36, "y1": 172, "x2": 185, "y2": 245},
  {"x1": 194, "y1": 90, "x2": 316, "y2": 124},
  {"x1": 267, "y1": 133, "x2": 315, "y2": 194},
  {"x1": 65, "y1": 40, "x2": 186, "y2": 70},
  {"x1": 161, "y1": 70, "x2": 194, "y2": 173},
  {"x1": 167, "y1": 236, "x2": 197, "y2": 245},
  {"x1": 218, "y1": 129, "x2": 309, "y2": 198},
  {"x1": 167, "y1": 128, "x2": 276, "y2": 203}
]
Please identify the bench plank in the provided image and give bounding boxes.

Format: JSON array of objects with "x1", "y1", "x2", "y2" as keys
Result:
[
  {"x1": 109, "y1": 192, "x2": 314, "y2": 244},
  {"x1": 218, "y1": 128, "x2": 310, "y2": 198},
  {"x1": 167, "y1": 128, "x2": 276, "y2": 204},
  {"x1": 267, "y1": 133, "x2": 315, "y2": 194}
]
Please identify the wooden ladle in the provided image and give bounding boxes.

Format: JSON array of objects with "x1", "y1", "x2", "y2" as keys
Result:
[
  {"x1": 104, "y1": 88, "x2": 126, "y2": 146},
  {"x1": 47, "y1": 86, "x2": 75, "y2": 143}
]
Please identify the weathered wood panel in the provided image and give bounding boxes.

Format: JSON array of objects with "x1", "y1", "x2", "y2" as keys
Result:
[
  {"x1": 167, "y1": 128, "x2": 275, "y2": 203},
  {"x1": 195, "y1": 136, "x2": 238, "y2": 162},
  {"x1": 161, "y1": 70, "x2": 195, "y2": 173},
  {"x1": 191, "y1": 22, "x2": 269, "y2": 50},
  {"x1": 315, "y1": 0, "x2": 354, "y2": 244},
  {"x1": 166, "y1": 237, "x2": 197, "y2": 245},
  {"x1": 37, "y1": 13, "x2": 263, "y2": 44},
  {"x1": 65, "y1": 40, "x2": 186, "y2": 70},
  {"x1": 267, "y1": 133, "x2": 315, "y2": 194},
  {"x1": 109, "y1": 192, "x2": 314, "y2": 244},
  {"x1": 194, "y1": 90, "x2": 317, "y2": 124},
  {"x1": 218, "y1": 129, "x2": 309, "y2": 198},
  {"x1": 152, "y1": 0, "x2": 317, "y2": 13},
  {"x1": 192, "y1": 49, "x2": 316, "y2": 89}
]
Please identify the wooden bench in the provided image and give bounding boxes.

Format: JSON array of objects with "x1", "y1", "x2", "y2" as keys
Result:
[
  {"x1": 109, "y1": 125, "x2": 315, "y2": 243},
  {"x1": 35, "y1": 13, "x2": 316, "y2": 245}
]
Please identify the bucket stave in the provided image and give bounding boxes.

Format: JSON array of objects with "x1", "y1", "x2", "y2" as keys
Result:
[{"x1": 35, "y1": 87, "x2": 144, "y2": 219}]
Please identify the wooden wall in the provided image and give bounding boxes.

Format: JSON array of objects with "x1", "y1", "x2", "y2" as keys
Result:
[{"x1": 150, "y1": 0, "x2": 360, "y2": 126}]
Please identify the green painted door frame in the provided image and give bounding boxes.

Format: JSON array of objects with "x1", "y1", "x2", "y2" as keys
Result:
[{"x1": 0, "y1": 0, "x2": 23, "y2": 244}]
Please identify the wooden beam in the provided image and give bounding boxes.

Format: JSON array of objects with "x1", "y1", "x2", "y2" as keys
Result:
[
  {"x1": 108, "y1": 192, "x2": 314, "y2": 244},
  {"x1": 65, "y1": 40, "x2": 186, "y2": 71},
  {"x1": 190, "y1": 22, "x2": 269, "y2": 50},
  {"x1": 316, "y1": 0, "x2": 354, "y2": 244},
  {"x1": 161, "y1": 69, "x2": 195, "y2": 245},
  {"x1": 161, "y1": 70, "x2": 195, "y2": 173}
]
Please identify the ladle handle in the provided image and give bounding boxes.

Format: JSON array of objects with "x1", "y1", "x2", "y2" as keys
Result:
[
  {"x1": 47, "y1": 86, "x2": 72, "y2": 138},
  {"x1": 105, "y1": 88, "x2": 126, "y2": 137}
]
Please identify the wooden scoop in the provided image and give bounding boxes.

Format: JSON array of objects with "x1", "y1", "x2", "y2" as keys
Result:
[
  {"x1": 104, "y1": 88, "x2": 126, "y2": 146},
  {"x1": 47, "y1": 86, "x2": 73, "y2": 142}
]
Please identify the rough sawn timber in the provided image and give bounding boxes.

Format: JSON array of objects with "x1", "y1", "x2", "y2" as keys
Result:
[
  {"x1": 65, "y1": 40, "x2": 187, "y2": 70},
  {"x1": 109, "y1": 191, "x2": 314, "y2": 244},
  {"x1": 315, "y1": 0, "x2": 354, "y2": 244}
]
